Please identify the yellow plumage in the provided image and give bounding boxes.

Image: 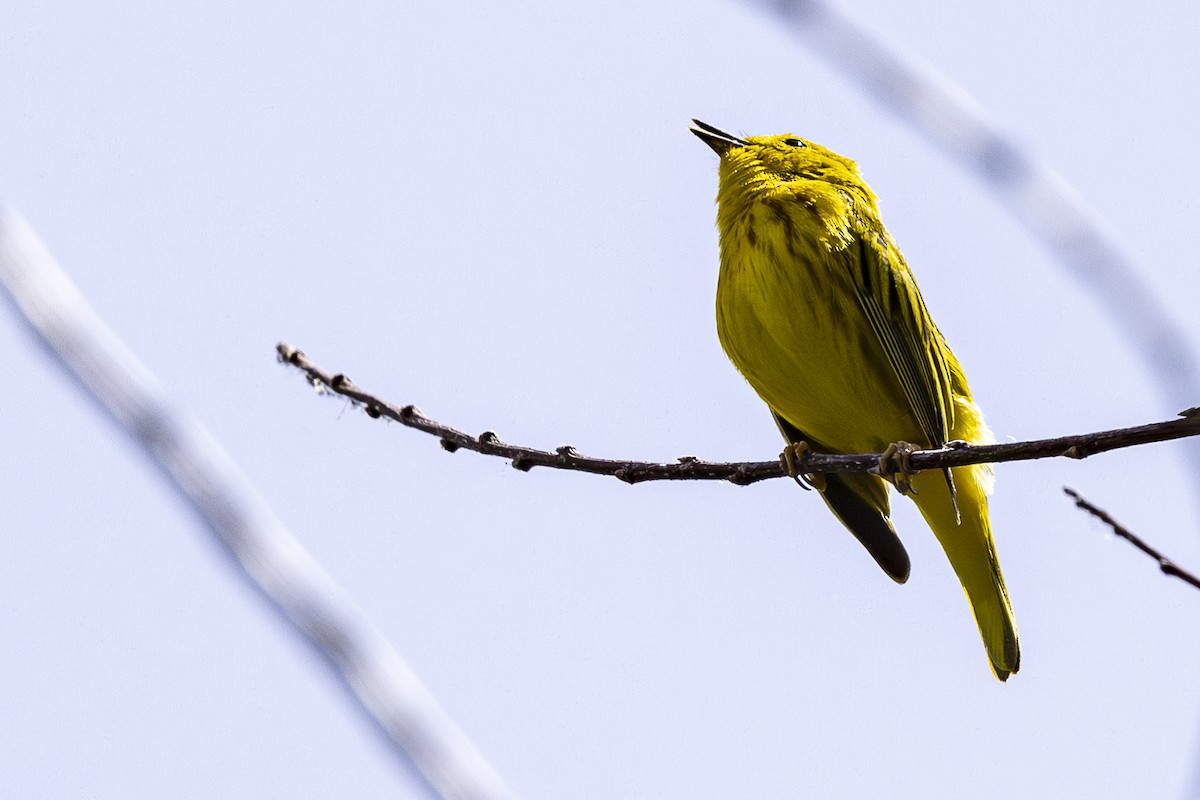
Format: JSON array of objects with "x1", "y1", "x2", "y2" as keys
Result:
[{"x1": 692, "y1": 120, "x2": 1019, "y2": 680}]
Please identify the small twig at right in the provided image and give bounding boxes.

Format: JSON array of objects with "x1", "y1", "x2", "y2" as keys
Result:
[{"x1": 1064, "y1": 487, "x2": 1200, "y2": 591}]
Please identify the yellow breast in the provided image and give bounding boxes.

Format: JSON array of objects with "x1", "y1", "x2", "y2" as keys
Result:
[{"x1": 714, "y1": 201, "x2": 925, "y2": 454}]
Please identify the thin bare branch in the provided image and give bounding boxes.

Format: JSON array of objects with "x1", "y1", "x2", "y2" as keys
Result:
[
  {"x1": 278, "y1": 343, "x2": 1200, "y2": 485},
  {"x1": 0, "y1": 207, "x2": 516, "y2": 800},
  {"x1": 1064, "y1": 488, "x2": 1200, "y2": 591}
]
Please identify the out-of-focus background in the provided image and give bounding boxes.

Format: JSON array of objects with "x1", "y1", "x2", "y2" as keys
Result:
[{"x1": 4, "y1": 1, "x2": 1200, "y2": 797}]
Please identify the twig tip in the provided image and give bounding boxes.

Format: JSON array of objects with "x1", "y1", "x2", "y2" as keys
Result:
[{"x1": 276, "y1": 342, "x2": 301, "y2": 363}]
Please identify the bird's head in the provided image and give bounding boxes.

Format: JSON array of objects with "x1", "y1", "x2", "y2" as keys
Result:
[{"x1": 690, "y1": 119, "x2": 869, "y2": 197}]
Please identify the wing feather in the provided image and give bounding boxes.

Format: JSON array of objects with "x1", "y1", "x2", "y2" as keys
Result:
[{"x1": 850, "y1": 234, "x2": 954, "y2": 449}]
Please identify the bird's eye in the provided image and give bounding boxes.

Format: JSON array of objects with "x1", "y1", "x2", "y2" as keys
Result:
[{"x1": 783, "y1": 138, "x2": 806, "y2": 148}]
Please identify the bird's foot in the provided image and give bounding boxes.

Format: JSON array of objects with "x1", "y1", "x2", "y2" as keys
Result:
[
  {"x1": 780, "y1": 441, "x2": 827, "y2": 492},
  {"x1": 877, "y1": 441, "x2": 919, "y2": 496}
]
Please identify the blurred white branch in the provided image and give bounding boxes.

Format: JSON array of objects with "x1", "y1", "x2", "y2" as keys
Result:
[
  {"x1": 746, "y1": 0, "x2": 1200, "y2": 460},
  {"x1": 0, "y1": 206, "x2": 515, "y2": 800}
]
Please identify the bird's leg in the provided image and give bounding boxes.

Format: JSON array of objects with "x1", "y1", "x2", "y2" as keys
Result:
[
  {"x1": 877, "y1": 441, "x2": 919, "y2": 496},
  {"x1": 780, "y1": 441, "x2": 827, "y2": 492}
]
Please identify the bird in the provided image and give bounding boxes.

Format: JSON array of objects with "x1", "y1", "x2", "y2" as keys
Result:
[{"x1": 691, "y1": 119, "x2": 1019, "y2": 680}]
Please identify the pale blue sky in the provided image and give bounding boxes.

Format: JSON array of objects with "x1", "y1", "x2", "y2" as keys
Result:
[{"x1": 4, "y1": 1, "x2": 1200, "y2": 797}]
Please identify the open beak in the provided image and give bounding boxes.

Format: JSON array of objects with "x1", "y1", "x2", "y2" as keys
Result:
[{"x1": 690, "y1": 119, "x2": 748, "y2": 155}]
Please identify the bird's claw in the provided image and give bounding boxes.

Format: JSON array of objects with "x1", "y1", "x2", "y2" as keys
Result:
[
  {"x1": 780, "y1": 441, "x2": 826, "y2": 492},
  {"x1": 877, "y1": 441, "x2": 919, "y2": 496}
]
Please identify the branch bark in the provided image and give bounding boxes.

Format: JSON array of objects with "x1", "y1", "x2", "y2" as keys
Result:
[{"x1": 278, "y1": 342, "x2": 1200, "y2": 485}]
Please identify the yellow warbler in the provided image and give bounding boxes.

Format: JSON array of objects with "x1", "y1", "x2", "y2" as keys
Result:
[{"x1": 691, "y1": 120, "x2": 1019, "y2": 680}]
